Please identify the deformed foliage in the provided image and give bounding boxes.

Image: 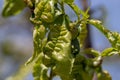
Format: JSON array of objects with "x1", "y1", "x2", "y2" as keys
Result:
[{"x1": 2, "y1": 0, "x2": 120, "y2": 80}]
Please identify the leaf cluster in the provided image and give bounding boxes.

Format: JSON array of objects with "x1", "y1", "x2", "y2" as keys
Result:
[{"x1": 2, "y1": 0, "x2": 120, "y2": 80}]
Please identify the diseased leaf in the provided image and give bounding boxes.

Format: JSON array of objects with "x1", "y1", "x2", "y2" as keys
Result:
[
  {"x1": 3, "y1": 0, "x2": 118, "y2": 79},
  {"x1": 32, "y1": 0, "x2": 56, "y2": 24},
  {"x1": 26, "y1": 25, "x2": 46, "y2": 65},
  {"x1": 71, "y1": 54, "x2": 94, "y2": 80},
  {"x1": 2, "y1": 0, "x2": 26, "y2": 17},
  {"x1": 43, "y1": 17, "x2": 74, "y2": 79}
]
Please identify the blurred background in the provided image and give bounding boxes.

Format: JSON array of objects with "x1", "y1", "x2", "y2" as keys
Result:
[{"x1": 0, "y1": 0, "x2": 120, "y2": 80}]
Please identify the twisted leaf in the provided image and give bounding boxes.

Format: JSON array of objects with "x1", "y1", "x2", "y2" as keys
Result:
[
  {"x1": 43, "y1": 17, "x2": 73, "y2": 79},
  {"x1": 26, "y1": 25, "x2": 46, "y2": 64}
]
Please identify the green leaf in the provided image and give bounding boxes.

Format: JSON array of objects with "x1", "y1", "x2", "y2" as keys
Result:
[
  {"x1": 2, "y1": 0, "x2": 26, "y2": 17},
  {"x1": 88, "y1": 19, "x2": 120, "y2": 54},
  {"x1": 32, "y1": 0, "x2": 57, "y2": 24},
  {"x1": 106, "y1": 32, "x2": 120, "y2": 50},
  {"x1": 33, "y1": 53, "x2": 49, "y2": 80},
  {"x1": 97, "y1": 70, "x2": 112, "y2": 80},
  {"x1": 24, "y1": 0, "x2": 35, "y2": 8},
  {"x1": 68, "y1": 3, "x2": 89, "y2": 20},
  {"x1": 71, "y1": 54, "x2": 94, "y2": 80},
  {"x1": 88, "y1": 19, "x2": 109, "y2": 35},
  {"x1": 26, "y1": 25, "x2": 46, "y2": 65},
  {"x1": 63, "y1": 0, "x2": 74, "y2": 4},
  {"x1": 101, "y1": 48, "x2": 119, "y2": 57},
  {"x1": 43, "y1": 17, "x2": 73, "y2": 79},
  {"x1": 78, "y1": 22, "x2": 87, "y2": 48},
  {"x1": 83, "y1": 48, "x2": 100, "y2": 57}
]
